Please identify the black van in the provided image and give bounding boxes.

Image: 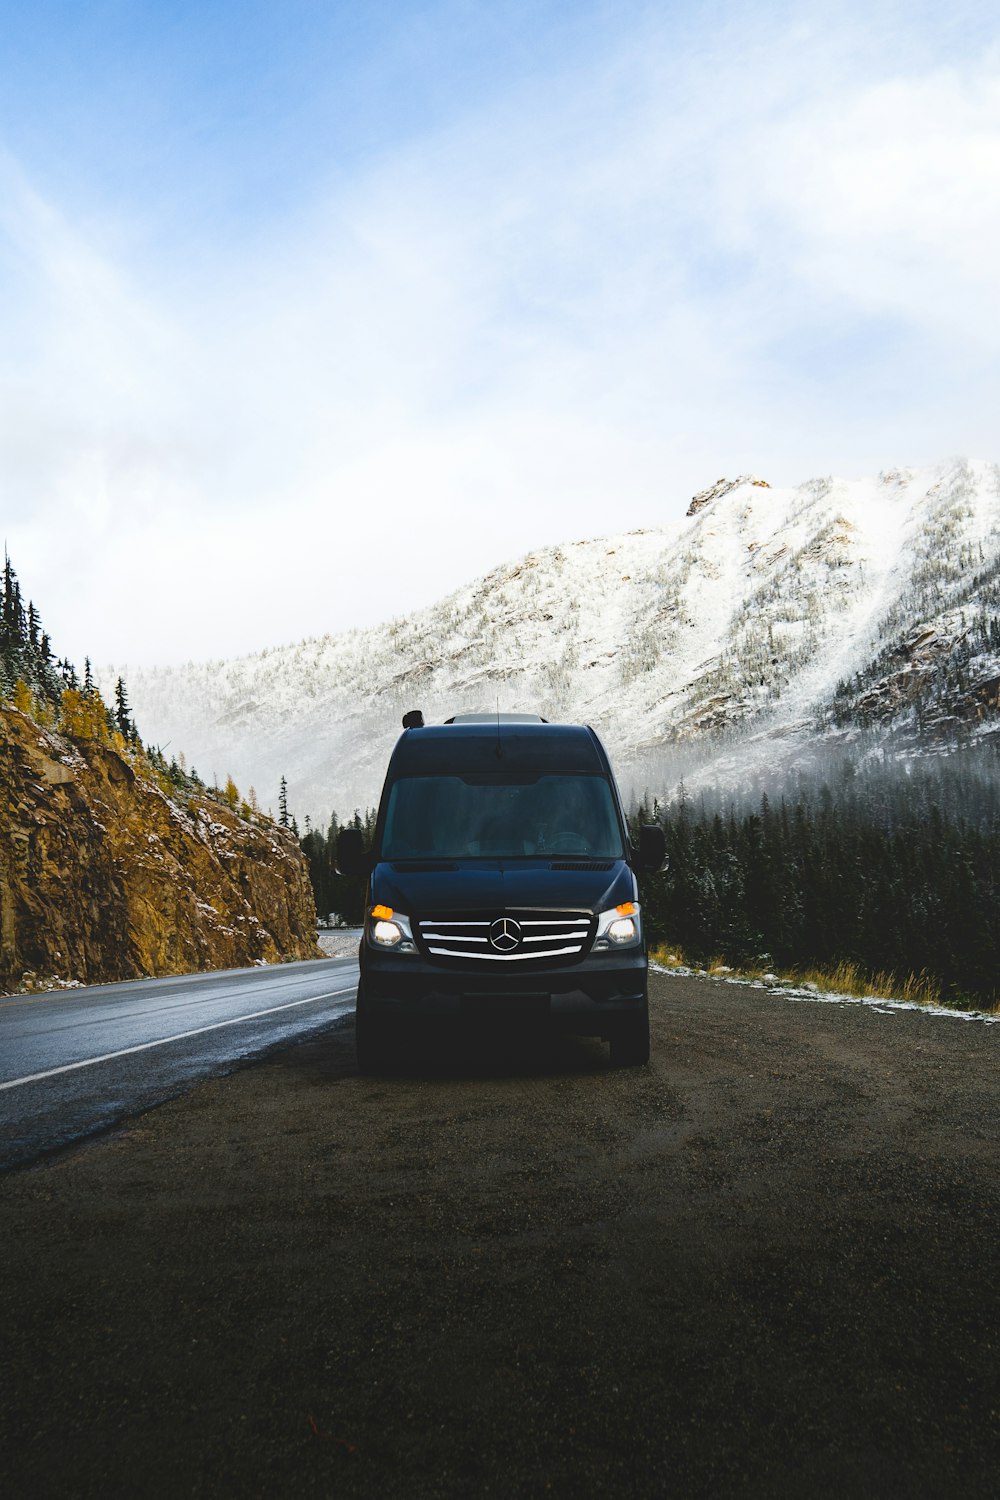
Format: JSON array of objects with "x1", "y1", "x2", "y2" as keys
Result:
[{"x1": 337, "y1": 713, "x2": 665, "y2": 1072}]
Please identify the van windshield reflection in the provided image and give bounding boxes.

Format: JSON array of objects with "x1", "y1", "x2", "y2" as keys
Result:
[{"x1": 381, "y1": 774, "x2": 624, "y2": 860}]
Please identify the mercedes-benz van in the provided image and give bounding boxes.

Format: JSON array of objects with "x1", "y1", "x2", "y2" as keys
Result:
[{"x1": 337, "y1": 712, "x2": 665, "y2": 1071}]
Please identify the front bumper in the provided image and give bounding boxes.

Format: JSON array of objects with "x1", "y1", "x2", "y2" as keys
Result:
[{"x1": 361, "y1": 946, "x2": 647, "y2": 1036}]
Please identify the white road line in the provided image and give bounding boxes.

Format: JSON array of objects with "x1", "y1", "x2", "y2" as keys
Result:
[{"x1": 0, "y1": 986, "x2": 357, "y2": 1092}]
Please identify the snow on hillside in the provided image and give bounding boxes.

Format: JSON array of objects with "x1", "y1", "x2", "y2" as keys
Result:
[{"x1": 102, "y1": 459, "x2": 1000, "y2": 824}]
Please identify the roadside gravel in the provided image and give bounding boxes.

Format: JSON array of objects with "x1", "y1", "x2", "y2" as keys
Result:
[{"x1": 2, "y1": 972, "x2": 998, "y2": 1498}]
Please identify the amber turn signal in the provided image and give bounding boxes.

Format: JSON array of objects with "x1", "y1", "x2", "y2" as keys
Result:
[
  {"x1": 371, "y1": 904, "x2": 394, "y2": 920},
  {"x1": 615, "y1": 902, "x2": 636, "y2": 916}
]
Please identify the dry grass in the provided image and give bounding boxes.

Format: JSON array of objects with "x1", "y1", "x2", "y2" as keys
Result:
[
  {"x1": 651, "y1": 945, "x2": 692, "y2": 969},
  {"x1": 788, "y1": 959, "x2": 941, "y2": 1008},
  {"x1": 649, "y1": 944, "x2": 998, "y2": 1014}
]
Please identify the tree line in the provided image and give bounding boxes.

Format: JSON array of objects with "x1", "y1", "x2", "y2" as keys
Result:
[
  {"x1": 1, "y1": 552, "x2": 264, "y2": 822},
  {"x1": 632, "y1": 747, "x2": 1000, "y2": 1006}
]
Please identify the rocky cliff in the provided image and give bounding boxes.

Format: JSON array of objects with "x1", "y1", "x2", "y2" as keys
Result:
[{"x1": 0, "y1": 708, "x2": 320, "y2": 994}]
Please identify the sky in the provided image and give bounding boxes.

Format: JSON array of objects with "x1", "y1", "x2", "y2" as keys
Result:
[{"x1": 1, "y1": 0, "x2": 998, "y2": 667}]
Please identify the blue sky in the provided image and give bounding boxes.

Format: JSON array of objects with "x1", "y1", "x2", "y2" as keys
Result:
[{"x1": 1, "y1": 0, "x2": 998, "y2": 665}]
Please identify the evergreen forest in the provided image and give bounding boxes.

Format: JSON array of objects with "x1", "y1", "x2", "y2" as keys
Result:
[{"x1": 632, "y1": 748, "x2": 1000, "y2": 1008}]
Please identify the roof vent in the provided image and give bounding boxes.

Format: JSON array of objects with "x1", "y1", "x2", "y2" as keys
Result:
[{"x1": 402, "y1": 709, "x2": 424, "y2": 729}]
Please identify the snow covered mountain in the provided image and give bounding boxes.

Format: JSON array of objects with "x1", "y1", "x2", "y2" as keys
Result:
[{"x1": 104, "y1": 459, "x2": 1000, "y2": 823}]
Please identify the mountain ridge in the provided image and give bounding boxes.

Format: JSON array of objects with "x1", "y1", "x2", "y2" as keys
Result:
[{"x1": 103, "y1": 458, "x2": 1000, "y2": 822}]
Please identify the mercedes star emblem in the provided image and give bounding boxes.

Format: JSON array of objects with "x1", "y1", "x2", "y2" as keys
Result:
[{"x1": 489, "y1": 917, "x2": 522, "y2": 952}]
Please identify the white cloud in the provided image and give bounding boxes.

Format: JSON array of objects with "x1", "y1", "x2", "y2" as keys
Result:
[{"x1": 716, "y1": 65, "x2": 1000, "y2": 342}]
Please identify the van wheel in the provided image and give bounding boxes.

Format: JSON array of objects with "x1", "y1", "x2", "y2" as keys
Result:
[
  {"x1": 355, "y1": 983, "x2": 394, "y2": 1074},
  {"x1": 610, "y1": 1008, "x2": 650, "y2": 1067}
]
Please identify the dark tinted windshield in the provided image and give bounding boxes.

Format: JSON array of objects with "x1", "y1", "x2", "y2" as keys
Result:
[{"x1": 381, "y1": 774, "x2": 625, "y2": 860}]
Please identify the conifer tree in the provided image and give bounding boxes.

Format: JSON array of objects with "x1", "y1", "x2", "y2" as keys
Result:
[
  {"x1": 37, "y1": 632, "x2": 59, "y2": 703},
  {"x1": 1, "y1": 551, "x2": 25, "y2": 686},
  {"x1": 279, "y1": 776, "x2": 289, "y2": 827},
  {"x1": 114, "y1": 677, "x2": 132, "y2": 739}
]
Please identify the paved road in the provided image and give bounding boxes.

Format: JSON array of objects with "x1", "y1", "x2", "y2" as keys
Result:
[{"x1": 0, "y1": 957, "x2": 359, "y2": 1169}]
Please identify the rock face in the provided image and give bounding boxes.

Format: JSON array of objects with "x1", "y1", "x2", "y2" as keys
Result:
[
  {"x1": 685, "y1": 474, "x2": 771, "y2": 516},
  {"x1": 0, "y1": 709, "x2": 320, "y2": 993}
]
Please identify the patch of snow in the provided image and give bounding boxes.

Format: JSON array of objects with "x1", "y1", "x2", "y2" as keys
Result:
[{"x1": 650, "y1": 962, "x2": 1000, "y2": 1025}]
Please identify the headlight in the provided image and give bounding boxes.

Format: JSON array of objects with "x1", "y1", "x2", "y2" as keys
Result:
[
  {"x1": 368, "y1": 905, "x2": 416, "y2": 952},
  {"x1": 594, "y1": 901, "x2": 641, "y2": 948}
]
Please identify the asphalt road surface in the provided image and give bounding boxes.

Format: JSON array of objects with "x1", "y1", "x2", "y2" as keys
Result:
[
  {"x1": 1, "y1": 972, "x2": 998, "y2": 1498},
  {"x1": 0, "y1": 957, "x2": 359, "y2": 1169}
]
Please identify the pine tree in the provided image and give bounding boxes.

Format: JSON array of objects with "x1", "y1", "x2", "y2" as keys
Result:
[
  {"x1": 1, "y1": 551, "x2": 26, "y2": 686},
  {"x1": 37, "y1": 632, "x2": 59, "y2": 703},
  {"x1": 279, "y1": 776, "x2": 289, "y2": 827},
  {"x1": 114, "y1": 677, "x2": 132, "y2": 739}
]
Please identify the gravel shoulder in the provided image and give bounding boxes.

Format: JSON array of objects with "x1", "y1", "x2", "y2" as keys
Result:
[{"x1": 2, "y1": 972, "x2": 998, "y2": 1499}]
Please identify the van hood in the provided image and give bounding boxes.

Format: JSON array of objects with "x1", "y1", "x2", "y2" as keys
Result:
[{"x1": 372, "y1": 859, "x2": 635, "y2": 916}]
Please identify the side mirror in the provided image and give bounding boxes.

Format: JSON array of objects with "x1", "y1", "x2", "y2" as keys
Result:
[
  {"x1": 634, "y1": 823, "x2": 666, "y2": 873},
  {"x1": 336, "y1": 827, "x2": 373, "y2": 877}
]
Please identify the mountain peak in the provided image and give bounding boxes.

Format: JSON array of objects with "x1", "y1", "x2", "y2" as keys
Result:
[{"x1": 686, "y1": 475, "x2": 772, "y2": 516}]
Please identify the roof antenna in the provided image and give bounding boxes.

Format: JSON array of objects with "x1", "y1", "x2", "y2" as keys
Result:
[{"x1": 495, "y1": 694, "x2": 503, "y2": 759}]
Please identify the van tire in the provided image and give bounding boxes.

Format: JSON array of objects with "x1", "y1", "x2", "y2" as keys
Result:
[
  {"x1": 610, "y1": 1007, "x2": 650, "y2": 1067},
  {"x1": 355, "y1": 983, "x2": 395, "y2": 1074}
]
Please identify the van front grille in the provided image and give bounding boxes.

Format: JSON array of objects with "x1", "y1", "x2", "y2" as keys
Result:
[{"x1": 416, "y1": 911, "x2": 594, "y2": 964}]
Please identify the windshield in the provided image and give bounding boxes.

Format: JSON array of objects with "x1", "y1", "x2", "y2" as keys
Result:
[{"x1": 380, "y1": 774, "x2": 625, "y2": 860}]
